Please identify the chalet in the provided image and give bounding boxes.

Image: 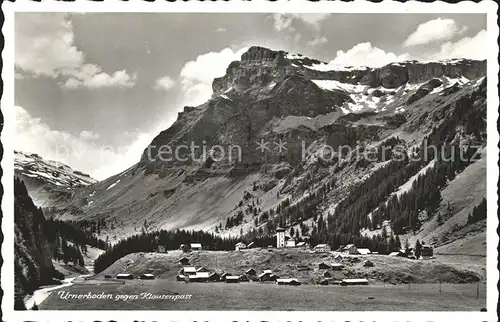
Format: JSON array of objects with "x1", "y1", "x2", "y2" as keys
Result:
[
  {"x1": 139, "y1": 273, "x2": 155, "y2": 280},
  {"x1": 340, "y1": 278, "x2": 369, "y2": 286},
  {"x1": 357, "y1": 248, "x2": 372, "y2": 255},
  {"x1": 225, "y1": 276, "x2": 240, "y2": 283},
  {"x1": 235, "y1": 242, "x2": 246, "y2": 251},
  {"x1": 116, "y1": 273, "x2": 134, "y2": 280},
  {"x1": 258, "y1": 272, "x2": 272, "y2": 282},
  {"x1": 318, "y1": 262, "x2": 331, "y2": 269},
  {"x1": 245, "y1": 268, "x2": 257, "y2": 276},
  {"x1": 276, "y1": 278, "x2": 301, "y2": 286},
  {"x1": 421, "y1": 246, "x2": 434, "y2": 259},
  {"x1": 269, "y1": 274, "x2": 279, "y2": 281},
  {"x1": 176, "y1": 274, "x2": 186, "y2": 281},
  {"x1": 313, "y1": 244, "x2": 331, "y2": 253},
  {"x1": 190, "y1": 272, "x2": 210, "y2": 282},
  {"x1": 191, "y1": 243, "x2": 202, "y2": 251},
  {"x1": 156, "y1": 245, "x2": 167, "y2": 253},
  {"x1": 208, "y1": 272, "x2": 221, "y2": 282},
  {"x1": 180, "y1": 266, "x2": 197, "y2": 275},
  {"x1": 296, "y1": 241, "x2": 307, "y2": 248},
  {"x1": 342, "y1": 244, "x2": 358, "y2": 254},
  {"x1": 246, "y1": 241, "x2": 255, "y2": 248},
  {"x1": 333, "y1": 254, "x2": 343, "y2": 262},
  {"x1": 262, "y1": 269, "x2": 273, "y2": 274},
  {"x1": 238, "y1": 275, "x2": 249, "y2": 282},
  {"x1": 331, "y1": 263, "x2": 343, "y2": 271},
  {"x1": 220, "y1": 273, "x2": 231, "y2": 281},
  {"x1": 285, "y1": 236, "x2": 296, "y2": 248},
  {"x1": 196, "y1": 267, "x2": 209, "y2": 272},
  {"x1": 323, "y1": 271, "x2": 332, "y2": 278},
  {"x1": 389, "y1": 251, "x2": 404, "y2": 257},
  {"x1": 178, "y1": 257, "x2": 190, "y2": 265}
]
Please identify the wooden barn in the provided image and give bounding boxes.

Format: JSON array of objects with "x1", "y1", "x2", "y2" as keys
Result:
[
  {"x1": 276, "y1": 278, "x2": 301, "y2": 286},
  {"x1": 238, "y1": 275, "x2": 249, "y2": 282},
  {"x1": 340, "y1": 278, "x2": 369, "y2": 286},
  {"x1": 220, "y1": 273, "x2": 231, "y2": 281},
  {"x1": 190, "y1": 243, "x2": 202, "y2": 251},
  {"x1": 208, "y1": 272, "x2": 221, "y2": 282},
  {"x1": 139, "y1": 273, "x2": 155, "y2": 280},
  {"x1": 196, "y1": 267, "x2": 209, "y2": 273},
  {"x1": 318, "y1": 262, "x2": 331, "y2": 269},
  {"x1": 179, "y1": 266, "x2": 197, "y2": 275},
  {"x1": 116, "y1": 273, "x2": 134, "y2": 280},
  {"x1": 245, "y1": 268, "x2": 257, "y2": 276},
  {"x1": 190, "y1": 272, "x2": 210, "y2": 282},
  {"x1": 225, "y1": 276, "x2": 240, "y2": 283},
  {"x1": 178, "y1": 257, "x2": 190, "y2": 265}
]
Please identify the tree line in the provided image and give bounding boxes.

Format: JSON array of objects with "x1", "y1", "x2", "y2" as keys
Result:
[
  {"x1": 467, "y1": 198, "x2": 487, "y2": 225},
  {"x1": 94, "y1": 229, "x2": 240, "y2": 273}
]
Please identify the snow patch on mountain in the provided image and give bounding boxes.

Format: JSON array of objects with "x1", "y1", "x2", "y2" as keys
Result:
[
  {"x1": 106, "y1": 180, "x2": 121, "y2": 190},
  {"x1": 14, "y1": 151, "x2": 97, "y2": 188}
]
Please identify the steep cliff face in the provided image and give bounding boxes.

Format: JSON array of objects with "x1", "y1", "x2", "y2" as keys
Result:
[
  {"x1": 14, "y1": 178, "x2": 63, "y2": 302},
  {"x1": 214, "y1": 47, "x2": 486, "y2": 93},
  {"x1": 140, "y1": 46, "x2": 485, "y2": 171}
]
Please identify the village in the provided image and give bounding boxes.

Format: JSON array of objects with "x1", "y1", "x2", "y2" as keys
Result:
[{"x1": 108, "y1": 227, "x2": 435, "y2": 287}]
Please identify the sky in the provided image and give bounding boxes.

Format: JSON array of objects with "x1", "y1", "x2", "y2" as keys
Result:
[{"x1": 14, "y1": 13, "x2": 487, "y2": 180}]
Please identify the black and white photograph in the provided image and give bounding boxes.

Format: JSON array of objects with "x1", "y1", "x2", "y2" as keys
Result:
[{"x1": 1, "y1": 2, "x2": 498, "y2": 321}]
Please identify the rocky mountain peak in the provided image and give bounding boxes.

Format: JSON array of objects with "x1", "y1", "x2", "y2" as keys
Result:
[
  {"x1": 240, "y1": 46, "x2": 285, "y2": 63},
  {"x1": 213, "y1": 46, "x2": 486, "y2": 97}
]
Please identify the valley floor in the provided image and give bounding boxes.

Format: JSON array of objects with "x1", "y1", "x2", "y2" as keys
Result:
[
  {"x1": 39, "y1": 279, "x2": 486, "y2": 311},
  {"x1": 37, "y1": 248, "x2": 487, "y2": 311}
]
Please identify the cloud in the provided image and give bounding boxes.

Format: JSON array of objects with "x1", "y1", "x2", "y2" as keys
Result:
[
  {"x1": 284, "y1": 33, "x2": 302, "y2": 44},
  {"x1": 307, "y1": 36, "x2": 328, "y2": 47},
  {"x1": 403, "y1": 18, "x2": 467, "y2": 47},
  {"x1": 329, "y1": 42, "x2": 410, "y2": 68},
  {"x1": 216, "y1": 27, "x2": 227, "y2": 33},
  {"x1": 15, "y1": 105, "x2": 156, "y2": 180},
  {"x1": 15, "y1": 13, "x2": 136, "y2": 89},
  {"x1": 272, "y1": 13, "x2": 330, "y2": 31},
  {"x1": 272, "y1": 14, "x2": 294, "y2": 31},
  {"x1": 15, "y1": 13, "x2": 83, "y2": 77},
  {"x1": 179, "y1": 47, "x2": 248, "y2": 106},
  {"x1": 154, "y1": 76, "x2": 176, "y2": 91},
  {"x1": 63, "y1": 70, "x2": 136, "y2": 89},
  {"x1": 432, "y1": 29, "x2": 487, "y2": 60},
  {"x1": 79, "y1": 130, "x2": 101, "y2": 140}
]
